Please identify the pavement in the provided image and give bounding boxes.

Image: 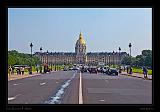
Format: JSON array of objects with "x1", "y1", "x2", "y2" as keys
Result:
[
  {"x1": 121, "y1": 71, "x2": 152, "y2": 80},
  {"x1": 8, "y1": 72, "x2": 41, "y2": 81},
  {"x1": 8, "y1": 71, "x2": 57, "y2": 81},
  {"x1": 8, "y1": 70, "x2": 152, "y2": 104}
]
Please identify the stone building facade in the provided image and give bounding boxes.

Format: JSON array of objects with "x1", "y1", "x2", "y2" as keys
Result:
[{"x1": 34, "y1": 32, "x2": 128, "y2": 66}]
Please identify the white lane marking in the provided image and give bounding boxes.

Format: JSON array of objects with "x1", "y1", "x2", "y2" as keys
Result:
[
  {"x1": 13, "y1": 83, "x2": 22, "y2": 86},
  {"x1": 45, "y1": 72, "x2": 76, "y2": 104},
  {"x1": 79, "y1": 71, "x2": 83, "y2": 104},
  {"x1": 99, "y1": 99, "x2": 105, "y2": 102},
  {"x1": 104, "y1": 80, "x2": 109, "y2": 83},
  {"x1": 40, "y1": 82, "x2": 46, "y2": 86},
  {"x1": 8, "y1": 94, "x2": 21, "y2": 101}
]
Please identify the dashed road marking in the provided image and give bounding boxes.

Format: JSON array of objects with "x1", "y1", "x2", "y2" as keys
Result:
[
  {"x1": 8, "y1": 94, "x2": 21, "y2": 101},
  {"x1": 99, "y1": 99, "x2": 105, "y2": 102},
  {"x1": 44, "y1": 73, "x2": 76, "y2": 104},
  {"x1": 40, "y1": 82, "x2": 46, "y2": 86},
  {"x1": 104, "y1": 80, "x2": 109, "y2": 83},
  {"x1": 13, "y1": 83, "x2": 22, "y2": 86}
]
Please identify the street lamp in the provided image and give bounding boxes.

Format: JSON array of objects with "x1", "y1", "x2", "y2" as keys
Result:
[
  {"x1": 129, "y1": 43, "x2": 132, "y2": 57},
  {"x1": 30, "y1": 43, "x2": 33, "y2": 74},
  {"x1": 118, "y1": 47, "x2": 121, "y2": 66},
  {"x1": 40, "y1": 47, "x2": 42, "y2": 63},
  {"x1": 40, "y1": 47, "x2": 42, "y2": 52},
  {"x1": 47, "y1": 50, "x2": 49, "y2": 65},
  {"x1": 39, "y1": 47, "x2": 43, "y2": 73},
  {"x1": 109, "y1": 54, "x2": 110, "y2": 67},
  {"x1": 113, "y1": 51, "x2": 115, "y2": 68},
  {"x1": 129, "y1": 43, "x2": 132, "y2": 66}
]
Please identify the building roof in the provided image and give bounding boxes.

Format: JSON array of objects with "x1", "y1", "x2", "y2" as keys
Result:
[{"x1": 76, "y1": 32, "x2": 86, "y2": 45}]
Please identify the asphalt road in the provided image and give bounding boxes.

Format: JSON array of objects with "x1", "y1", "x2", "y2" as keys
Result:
[
  {"x1": 8, "y1": 70, "x2": 152, "y2": 104},
  {"x1": 82, "y1": 72, "x2": 152, "y2": 104}
]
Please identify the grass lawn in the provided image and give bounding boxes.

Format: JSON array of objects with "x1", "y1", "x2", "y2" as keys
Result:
[{"x1": 132, "y1": 67, "x2": 152, "y2": 75}]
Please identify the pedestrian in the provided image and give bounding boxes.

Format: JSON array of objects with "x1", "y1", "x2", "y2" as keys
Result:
[
  {"x1": 119, "y1": 66, "x2": 121, "y2": 74},
  {"x1": 36, "y1": 66, "x2": 38, "y2": 73},
  {"x1": 28, "y1": 67, "x2": 30, "y2": 74},
  {"x1": 28, "y1": 66, "x2": 32, "y2": 75},
  {"x1": 18, "y1": 67, "x2": 22, "y2": 75},
  {"x1": 142, "y1": 67, "x2": 148, "y2": 79},
  {"x1": 22, "y1": 67, "x2": 25, "y2": 75},
  {"x1": 126, "y1": 66, "x2": 129, "y2": 74},
  {"x1": 44, "y1": 65, "x2": 46, "y2": 73},
  {"x1": 11, "y1": 66, "x2": 14, "y2": 75},
  {"x1": 16, "y1": 68, "x2": 19, "y2": 75},
  {"x1": 8, "y1": 65, "x2": 12, "y2": 76},
  {"x1": 40, "y1": 65, "x2": 42, "y2": 73},
  {"x1": 124, "y1": 66, "x2": 126, "y2": 71},
  {"x1": 129, "y1": 67, "x2": 132, "y2": 74}
]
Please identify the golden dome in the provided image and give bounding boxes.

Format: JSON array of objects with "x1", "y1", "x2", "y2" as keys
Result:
[{"x1": 78, "y1": 32, "x2": 86, "y2": 45}]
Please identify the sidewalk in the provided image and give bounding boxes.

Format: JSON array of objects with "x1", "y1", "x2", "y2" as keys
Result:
[
  {"x1": 8, "y1": 72, "x2": 41, "y2": 81},
  {"x1": 121, "y1": 71, "x2": 152, "y2": 80}
]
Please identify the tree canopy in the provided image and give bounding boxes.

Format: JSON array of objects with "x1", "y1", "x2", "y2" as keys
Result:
[
  {"x1": 8, "y1": 50, "x2": 41, "y2": 66},
  {"x1": 121, "y1": 49, "x2": 152, "y2": 68}
]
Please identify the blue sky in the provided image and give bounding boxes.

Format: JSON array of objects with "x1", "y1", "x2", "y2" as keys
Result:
[{"x1": 8, "y1": 8, "x2": 152, "y2": 57}]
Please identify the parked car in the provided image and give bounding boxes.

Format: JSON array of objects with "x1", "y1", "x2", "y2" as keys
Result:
[
  {"x1": 89, "y1": 67, "x2": 98, "y2": 74},
  {"x1": 97, "y1": 67, "x2": 103, "y2": 73},
  {"x1": 69, "y1": 68, "x2": 73, "y2": 70},
  {"x1": 81, "y1": 66, "x2": 88, "y2": 73},
  {"x1": 102, "y1": 67, "x2": 108, "y2": 73},
  {"x1": 107, "y1": 68, "x2": 118, "y2": 75},
  {"x1": 63, "y1": 68, "x2": 68, "y2": 71},
  {"x1": 72, "y1": 67, "x2": 79, "y2": 70}
]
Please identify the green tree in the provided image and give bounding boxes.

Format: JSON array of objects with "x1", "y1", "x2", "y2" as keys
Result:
[
  {"x1": 135, "y1": 55, "x2": 145, "y2": 67},
  {"x1": 121, "y1": 56, "x2": 131, "y2": 65},
  {"x1": 142, "y1": 50, "x2": 152, "y2": 67},
  {"x1": 8, "y1": 50, "x2": 41, "y2": 66}
]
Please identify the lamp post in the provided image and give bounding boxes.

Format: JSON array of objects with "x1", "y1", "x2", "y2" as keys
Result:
[
  {"x1": 109, "y1": 54, "x2": 110, "y2": 67},
  {"x1": 118, "y1": 47, "x2": 121, "y2": 66},
  {"x1": 113, "y1": 51, "x2": 115, "y2": 68},
  {"x1": 40, "y1": 47, "x2": 42, "y2": 53},
  {"x1": 40, "y1": 47, "x2": 42, "y2": 63},
  {"x1": 40, "y1": 47, "x2": 42, "y2": 73},
  {"x1": 30, "y1": 43, "x2": 33, "y2": 74},
  {"x1": 47, "y1": 50, "x2": 49, "y2": 66},
  {"x1": 129, "y1": 43, "x2": 132, "y2": 66}
]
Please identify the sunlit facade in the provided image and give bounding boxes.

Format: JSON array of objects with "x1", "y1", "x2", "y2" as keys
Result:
[{"x1": 34, "y1": 32, "x2": 128, "y2": 66}]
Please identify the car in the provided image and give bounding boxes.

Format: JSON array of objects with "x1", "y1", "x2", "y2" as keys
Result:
[
  {"x1": 107, "y1": 68, "x2": 118, "y2": 75},
  {"x1": 63, "y1": 68, "x2": 68, "y2": 71},
  {"x1": 13, "y1": 65, "x2": 30, "y2": 69},
  {"x1": 102, "y1": 67, "x2": 108, "y2": 73},
  {"x1": 69, "y1": 68, "x2": 73, "y2": 70},
  {"x1": 81, "y1": 66, "x2": 88, "y2": 73},
  {"x1": 89, "y1": 67, "x2": 98, "y2": 74},
  {"x1": 97, "y1": 67, "x2": 103, "y2": 73},
  {"x1": 72, "y1": 67, "x2": 79, "y2": 70}
]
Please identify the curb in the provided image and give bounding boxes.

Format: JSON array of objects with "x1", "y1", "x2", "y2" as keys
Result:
[
  {"x1": 121, "y1": 73, "x2": 152, "y2": 80},
  {"x1": 8, "y1": 73, "x2": 41, "y2": 81}
]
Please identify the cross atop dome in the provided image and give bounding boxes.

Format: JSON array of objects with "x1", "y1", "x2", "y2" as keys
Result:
[{"x1": 79, "y1": 31, "x2": 82, "y2": 39}]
